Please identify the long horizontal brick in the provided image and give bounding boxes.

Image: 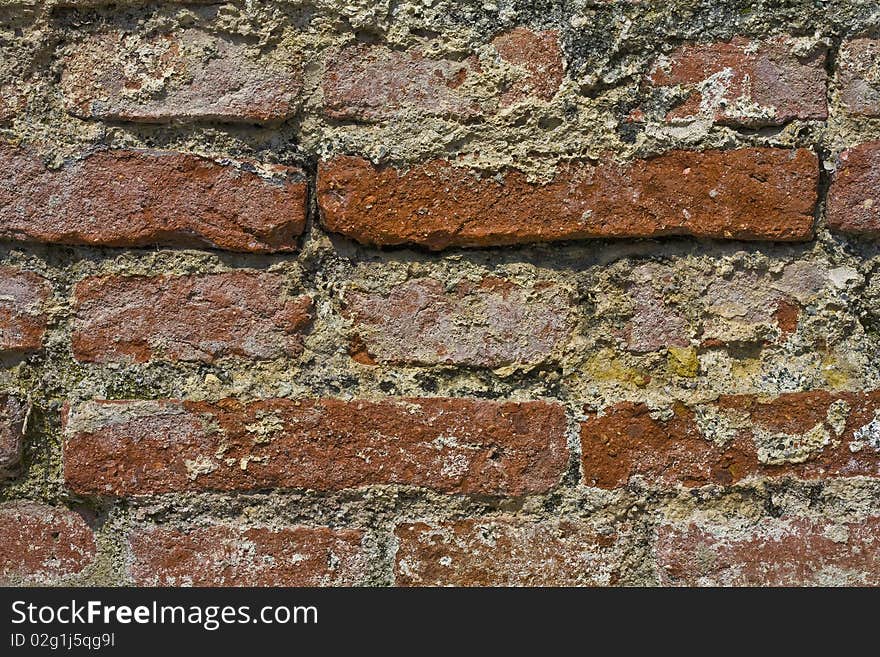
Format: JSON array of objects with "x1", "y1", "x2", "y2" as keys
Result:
[
  {"x1": 72, "y1": 272, "x2": 312, "y2": 364},
  {"x1": 827, "y1": 141, "x2": 880, "y2": 236},
  {"x1": 61, "y1": 28, "x2": 302, "y2": 124},
  {"x1": 0, "y1": 267, "x2": 50, "y2": 354},
  {"x1": 0, "y1": 396, "x2": 26, "y2": 480},
  {"x1": 657, "y1": 517, "x2": 880, "y2": 586},
  {"x1": 129, "y1": 523, "x2": 367, "y2": 586},
  {"x1": 0, "y1": 144, "x2": 306, "y2": 252},
  {"x1": 838, "y1": 39, "x2": 880, "y2": 117},
  {"x1": 317, "y1": 149, "x2": 818, "y2": 250},
  {"x1": 581, "y1": 390, "x2": 880, "y2": 489},
  {"x1": 344, "y1": 277, "x2": 574, "y2": 367},
  {"x1": 647, "y1": 36, "x2": 827, "y2": 127},
  {"x1": 63, "y1": 397, "x2": 568, "y2": 496},
  {"x1": 322, "y1": 29, "x2": 562, "y2": 122},
  {"x1": 395, "y1": 518, "x2": 626, "y2": 586},
  {"x1": 0, "y1": 503, "x2": 96, "y2": 585}
]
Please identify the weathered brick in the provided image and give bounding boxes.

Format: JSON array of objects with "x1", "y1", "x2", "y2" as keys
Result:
[
  {"x1": 395, "y1": 517, "x2": 625, "y2": 586},
  {"x1": 0, "y1": 267, "x2": 50, "y2": 354},
  {"x1": 129, "y1": 523, "x2": 367, "y2": 586},
  {"x1": 625, "y1": 265, "x2": 691, "y2": 353},
  {"x1": 581, "y1": 391, "x2": 880, "y2": 489},
  {"x1": 61, "y1": 28, "x2": 302, "y2": 124},
  {"x1": 657, "y1": 517, "x2": 880, "y2": 586},
  {"x1": 72, "y1": 272, "x2": 312, "y2": 364},
  {"x1": 64, "y1": 397, "x2": 568, "y2": 497},
  {"x1": 0, "y1": 503, "x2": 96, "y2": 584},
  {"x1": 0, "y1": 144, "x2": 306, "y2": 252},
  {"x1": 699, "y1": 264, "x2": 822, "y2": 345},
  {"x1": 623, "y1": 260, "x2": 829, "y2": 352},
  {"x1": 322, "y1": 44, "x2": 482, "y2": 122},
  {"x1": 838, "y1": 39, "x2": 880, "y2": 117},
  {"x1": 491, "y1": 28, "x2": 564, "y2": 106},
  {"x1": 344, "y1": 277, "x2": 574, "y2": 367},
  {"x1": 317, "y1": 149, "x2": 818, "y2": 250},
  {"x1": 322, "y1": 28, "x2": 563, "y2": 122},
  {"x1": 827, "y1": 141, "x2": 880, "y2": 236},
  {"x1": 647, "y1": 37, "x2": 827, "y2": 127},
  {"x1": 0, "y1": 396, "x2": 26, "y2": 480}
]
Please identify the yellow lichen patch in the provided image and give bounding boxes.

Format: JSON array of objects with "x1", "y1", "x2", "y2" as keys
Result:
[
  {"x1": 586, "y1": 348, "x2": 650, "y2": 387},
  {"x1": 667, "y1": 346, "x2": 699, "y2": 377},
  {"x1": 821, "y1": 354, "x2": 851, "y2": 389}
]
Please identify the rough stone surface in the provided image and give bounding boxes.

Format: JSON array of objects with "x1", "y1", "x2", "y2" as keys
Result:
[
  {"x1": 129, "y1": 523, "x2": 367, "y2": 586},
  {"x1": 0, "y1": 85, "x2": 23, "y2": 123},
  {"x1": 63, "y1": 398, "x2": 569, "y2": 496},
  {"x1": 0, "y1": 144, "x2": 307, "y2": 252},
  {"x1": 318, "y1": 149, "x2": 818, "y2": 249},
  {"x1": 72, "y1": 273, "x2": 313, "y2": 364},
  {"x1": 2, "y1": 0, "x2": 880, "y2": 588}
]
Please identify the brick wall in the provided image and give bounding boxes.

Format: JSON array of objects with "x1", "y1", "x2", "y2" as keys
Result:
[{"x1": 1, "y1": 0, "x2": 880, "y2": 586}]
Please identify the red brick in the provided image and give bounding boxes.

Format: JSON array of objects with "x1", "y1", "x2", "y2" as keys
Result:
[
  {"x1": 72, "y1": 272, "x2": 312, "y2": 364},
  {"x1": 344, "y1": 277, "x2": 574, "y2": 367},
  {"x1": 491, "y1": 28, "x2": 564, "y2": 105},
  {"x1": 61, "y1": 29, "x2": 302, "y2": 124},
  {"x1": 317, "y1": 149, "x2": 818, "y2": 250},
  {"x1": 647, "y1": 37, "x2": 827, "y2": 127},
  {"x1": 64, "y1": 397, "x2": 568, "y2": 497},
  {"x1": 0, "y1": 396, "x2": 26, "y2": 480},
  {"x1": 0, "y1": 503, "x2": 96, "y2": 584},
  {"x1": 395, "y1": 517, "x2": 625, "y2": 586},
  {"x1": 0, "y1": 267, "x2": 50, "y2": 354},
  {"x1": 838, "y1": 39, "x2": 880, "y2": 117},
  {"x1": 0, "y1": 144, "x2": 306, "y2": 252},
  {"x1": 657, "y1": 517, "x2": 880, "y2": 586},
  {"x1": 129, "y1": 523, "x2": 367, "y2": 586},
  {"x1": 322, "y1": 44, "x2": 482, "y2": 122},
  {"x1": 827, "y1": 141, "x2": 880, "y2": 236},
  {"x1": 581, "y1": 391, "x2": 880, "y2": 489}
]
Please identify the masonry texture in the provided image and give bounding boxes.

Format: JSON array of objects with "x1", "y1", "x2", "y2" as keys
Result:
[{"x1": 2, "y1": 0, "x2": 880, "y2": 588}]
